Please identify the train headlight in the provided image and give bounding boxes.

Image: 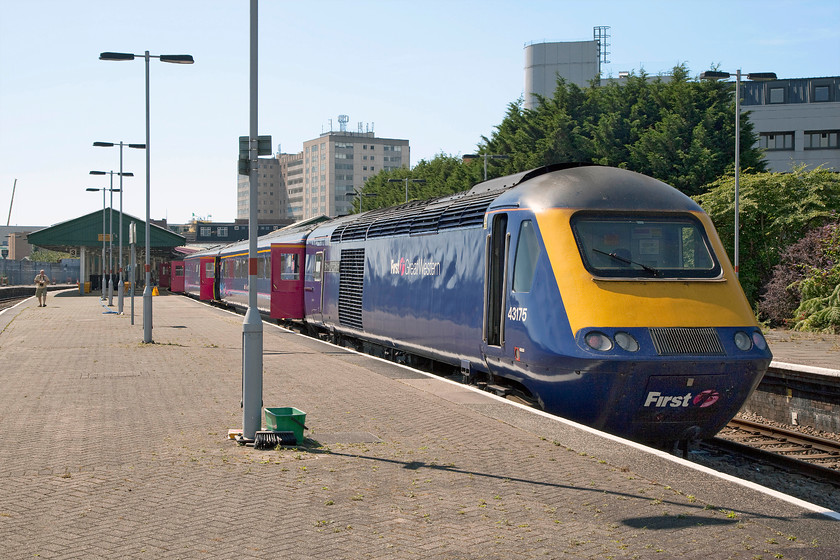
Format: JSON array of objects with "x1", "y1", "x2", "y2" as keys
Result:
[
  {"x1": 585, "y1": 331, "x2": 613, "y2": 351},
  {"x1": 752, "y1": 331, "x2": 767, "y2": 350},
  {"x1": 614, "y1": 331, "x2": 640, "y2": 352},
  {"x1": 734, "y1": 331, "x2": 753, "y2": 351}
]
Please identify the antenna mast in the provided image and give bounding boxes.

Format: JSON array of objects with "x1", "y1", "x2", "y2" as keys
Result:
[{"x1": 6, "y1": 179, "x2": 16, "y2": 226}]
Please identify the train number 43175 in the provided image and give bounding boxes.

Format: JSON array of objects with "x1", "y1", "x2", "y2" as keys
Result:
[{"x1": 507, "y1": 306, "x2": 527, "y2": 322}]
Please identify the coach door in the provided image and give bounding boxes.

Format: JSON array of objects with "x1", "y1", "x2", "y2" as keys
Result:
[
  {"x1": 270, "y1": 243, "x2": 305, "y2": 319},
  {"x1": 170, "y1": 261, "x2": 185, "y2": 293},
  {"x1": 199, "y1": 256, "x2": 215, "y2": 301},
  {"x1": 303, "y1": 249, "x2": 325, "y2": 321},
  {"x1": 483, "y1": 213, "x2": 510, "y2": 349}
]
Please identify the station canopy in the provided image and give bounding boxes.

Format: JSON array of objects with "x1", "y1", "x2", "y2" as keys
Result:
[{"x1": 26, "y1": 208, "x2": 185, "y2": 255}]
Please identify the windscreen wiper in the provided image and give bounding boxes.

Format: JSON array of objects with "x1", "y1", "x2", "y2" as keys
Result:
[{"x1": 592, "y1": 248, "x2": 661, "y2": 277}]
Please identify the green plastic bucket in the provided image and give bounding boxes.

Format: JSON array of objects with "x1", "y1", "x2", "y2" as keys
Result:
[{"x1": 264, "y1": 407, "x2": 306, "y2": 444}]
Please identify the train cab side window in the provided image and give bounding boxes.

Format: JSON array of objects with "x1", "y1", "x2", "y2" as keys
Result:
[
  {"x1": 513, "y1": 220, "x2": 540, "y2": 292},
  {"x1": 314, "y1": 252, "x2": 323, "y2": 281},
  {"x1": 305, "y1": 252, "x2": 324, "y2": 283}
]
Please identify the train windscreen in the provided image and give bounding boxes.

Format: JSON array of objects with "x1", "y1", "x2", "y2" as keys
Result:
[{"x1": 571, "y1": 212, "x2": 721, "y2": 279}]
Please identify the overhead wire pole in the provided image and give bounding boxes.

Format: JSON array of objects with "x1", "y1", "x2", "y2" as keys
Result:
[{"x1": 242, "y1": 0, "x2": 264, "y2": 441}]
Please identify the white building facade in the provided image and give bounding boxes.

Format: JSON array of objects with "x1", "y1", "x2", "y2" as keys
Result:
[{"x1": 237, "y1": 129, "x2": 409, "y2": 221}]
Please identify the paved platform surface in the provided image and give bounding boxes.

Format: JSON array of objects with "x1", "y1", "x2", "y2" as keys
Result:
[
  {"x1": 1, "y1": 291, "x2": 838, "y2": 559},
  {"x1": 765, "y1": 329, "x2": 840, "y2": 371}
]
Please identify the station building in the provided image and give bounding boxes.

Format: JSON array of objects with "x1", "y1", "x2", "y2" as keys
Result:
[{"x1": 25, "y1": 209, "x2": 184, "y2": 294}]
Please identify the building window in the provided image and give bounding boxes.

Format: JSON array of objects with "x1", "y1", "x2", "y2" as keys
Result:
[
  {"x1": 759, "y1": 132, "x2": 794, "y2": 151},
  {"x1": 769, "y1": 87, "x2": 785, "y2": 104},
  {"x1": 200, "y1": 227, "x2": 211, "y2": 237},
  {"x1": 217, "y1": 227, "x2": 228, "y2": 237},
  {"x1": 814, "y1": 85, "x2": 830, "y2": 102},
  {"x1": 805, "y1": 130, "x2": 839, "y2": 149}
]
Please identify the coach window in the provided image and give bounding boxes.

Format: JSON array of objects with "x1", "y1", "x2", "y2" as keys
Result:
[
  {"x1": 280, "y1": 253, "x2": 300, "y2": 281},
  {"x1": 174, "y1": 264, "x2": 184, "y2": 277},
  {"x1": 513, "y1": 220, "x2": 540, "y2": 292}
]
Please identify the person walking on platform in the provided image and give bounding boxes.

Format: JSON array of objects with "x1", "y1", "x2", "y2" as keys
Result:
[{"x1": 34, "y1": 270, "x2": 50, "y2": 307}]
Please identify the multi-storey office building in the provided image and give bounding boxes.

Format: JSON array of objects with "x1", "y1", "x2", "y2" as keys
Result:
[
  {"x1": 742, "y1": 76, "x2": 840, "y2": 172},
  {"x1": 525, "y1": 40, "x2": 839, "y2": 173},
  {"x1": 236, "y1": 130, "x2": 409, "y2": 222},
  {"x1": 236, "y1": 156, "x2": 287, "y2": 221},
  {"x1": 300, "y1": 131, "x2": 409, "y2": 219}
]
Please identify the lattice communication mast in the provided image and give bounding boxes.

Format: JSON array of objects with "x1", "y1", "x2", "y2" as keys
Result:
[{"x1": 594, "y1": 26, "x2": 611, "y2": 66}]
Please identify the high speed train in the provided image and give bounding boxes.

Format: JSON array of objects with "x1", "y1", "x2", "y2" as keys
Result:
[{"x1": 179, "y1": 163, "x2": 772, "y2": 443}]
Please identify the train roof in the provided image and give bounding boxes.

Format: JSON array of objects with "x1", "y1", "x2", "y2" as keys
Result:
[
  {"x1": 490, "y1": 164, "x2": 705, "y2": 213},
  {"x1": 314, "y1": 164, "x2": 703, "y2": 243},
  {"x1": 183, "y1": 165, "x2": 705, "y2": 254}
]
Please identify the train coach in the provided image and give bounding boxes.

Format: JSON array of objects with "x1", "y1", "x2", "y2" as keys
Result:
[{"x1": 181, "y1": 163, "x2": 772, "y2": 444}]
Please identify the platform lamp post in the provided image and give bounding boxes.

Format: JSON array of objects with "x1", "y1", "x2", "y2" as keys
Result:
[
  {"x1": 345, "y1": 190, "x2": 377, "y2": 213},
  {"x1": 699, "y1": 70, "x2": 776, "y2": 277},
  {"x1": 90, "y1": 171, "x2": 132, "y2": 306},
  {"x1": 94, "y1": 142, "x2": 144, "y2": 314},
  {"x1": 463, "y1": 153, "x2": 510, "y2": 181},
  {"x1": 99, "y1": 50, "x2": 194, "y2": 343},
  {"x1": 388, "y1": 177, "x2": 426, "y2": 203},
  {"x1": 85, "y1": 187, "x2": 107, "y2": 299},
  {"x1": 239, "y1": 0, "x2": 265, "y2": 440}
]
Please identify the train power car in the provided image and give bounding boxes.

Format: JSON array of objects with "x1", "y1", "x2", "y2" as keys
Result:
[{"x1": 181, "y1": 164, "x2": 772, "y2": 443}]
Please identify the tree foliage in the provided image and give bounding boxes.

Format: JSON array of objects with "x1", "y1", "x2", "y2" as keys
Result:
[
  {"x1": 787, "y1": 221, "x2": 840, "y2": 333},
  {"x1": 350, "y1": 154, "x2": 483, "y2": 212},
  {"x1": 356, "y1": 64, "x2": 764, "y2": 211},
  {"x1": 479, "y1": 64, "x2": 765, "y2": 196},
  {"x1": 695, "y1": 167, "x2": 840, "y2": 306},
  {"x1": 28, "y1": 249, "x2": 71, "y2": 263}
]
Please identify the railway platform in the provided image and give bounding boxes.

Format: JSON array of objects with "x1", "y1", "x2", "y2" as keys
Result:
[
  {"x1": 765, "y1": 329, "x2": 840, "y2": 372},
  {"x1": 0, "y1": 290, "x2": 838, "y2": 559}
]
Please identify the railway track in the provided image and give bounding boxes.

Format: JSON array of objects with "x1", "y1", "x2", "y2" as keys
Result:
[
  {"x1": 0, "y1": 296, "x2": 29, "y2": 313},
  {"x1": 708, "y1": 417, "x2": 840, "y2": 488}
]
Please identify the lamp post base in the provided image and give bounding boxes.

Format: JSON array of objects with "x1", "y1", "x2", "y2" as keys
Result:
[{"x1": 142, "y1": 285, "x2": 153, "y2": 343}]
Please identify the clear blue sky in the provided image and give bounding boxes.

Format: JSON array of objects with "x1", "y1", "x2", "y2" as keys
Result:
[{"x1": 2, "y1": 0, "x2": 838, "y2": 228}]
